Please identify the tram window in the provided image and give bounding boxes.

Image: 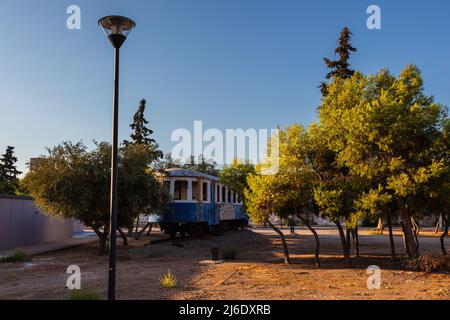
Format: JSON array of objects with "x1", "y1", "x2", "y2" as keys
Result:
[
  {"x1": 192, "y1": 181, "x2": 200, "y2": 201},
  {"x1": 233, "y1": 192, "x2": 236, "y2": 204},
  {"x1": 217, "y1": 185, "x2": 220, "y2": 202},
  {"x1": 202, "y1": 182, "x2": 208, "y2": 201},
  {"x1": 222, "y1": 186, "x2": 226, "y2": 203},
  {"x1": 228, "y1": 190, "x2": 232, "y2": 203},
  {"x1": 174, "y1": 181, "x2": 188, "y2": 200}
]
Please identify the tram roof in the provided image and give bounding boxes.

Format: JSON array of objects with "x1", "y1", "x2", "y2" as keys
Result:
[{"x1": 158, "y1": 168, "x2": 220, "y2": 182}]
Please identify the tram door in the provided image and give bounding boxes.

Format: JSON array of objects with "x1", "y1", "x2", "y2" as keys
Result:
[{"x1": 211, "y1": 182, "x2": 218, "y2": 226}]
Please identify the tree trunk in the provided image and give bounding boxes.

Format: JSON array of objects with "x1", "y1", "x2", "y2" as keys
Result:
[
  {"x1": 135, "y1": 222, "x2": 153, "y2": 240},
  {"x1": 91, "y1": 224, "x2": 108, "y2": 254},
  {"x1": 440, "y1": 217, "x2": 448, "y2": 256},
  {"x1": 376, "y1": 217, "x2": 384, "y2": 234},
  {"x1": 346, "y1": 227, "x2": 352, "y2": 256},
  {"x1": 146, "y1": 222, "x2": 154, "y2": 236},
  {"x1": 386, "y1": 214, "x2": 396, "y2": 260},
  {"x1": 414, "y1": 229, "x2": 420, "y2": 253},
  {"x1": 334, "y1": 221, "x2": 352, "y2": 266},
  {"x1": 411, "y1": 217, "x2": 420, "y2": 252},
  {"x1": 400, "y1": 222, "x2": 410, "y2": 258},
  {"x1": 297, "y1": 215, "x2": 320, "y2": 268},
  {"x1": 352, "y1": 227, "x2": 359, "y2": 257},
  {"x1": 397, "y1": 198, "x2": 419, "y2": 259},
  {"x1": 98, "y1": 235, "x2": 107, "y2": 254},
  {"x1": 435, "y1": 214, "x2": 443, "y2": 234},
  {"x1": 117, "y1": 227, "x2": 128, "y2": 246},
  {"x1": 134, "y1": 216, "x2": 140, "y2": 233},
  {"x1": 267, "y1": 220, "x2": 290, "y2": 264}
]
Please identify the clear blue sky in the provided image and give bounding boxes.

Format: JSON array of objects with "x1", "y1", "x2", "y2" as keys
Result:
[{"x1": 1, "y1": 0, "x2": 449, "y2": 173}]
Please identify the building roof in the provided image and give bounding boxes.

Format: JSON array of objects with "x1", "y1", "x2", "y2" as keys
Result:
[{"x1": 158, "y1": 168, "x2": 220, "y2": 182}]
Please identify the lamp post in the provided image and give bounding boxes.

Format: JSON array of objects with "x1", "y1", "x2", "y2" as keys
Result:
[{"x1": 98, "y1": 15, "x2": 136, "y2": 301}]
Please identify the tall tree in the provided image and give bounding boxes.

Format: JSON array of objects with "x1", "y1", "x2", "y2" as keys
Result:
[
  {"x1": 304, "y1": 123, "x2": 360, "y2": 265},
  {"x1": 319, "y1": 65, "x2": 448, "y2": 259},
  {"x1": 246, "y1": 172, "x2": 291, "y2": 264},
  {"x1": 245, "y1": 125, "x2": 324, "y2": 266},
  {"x1": 124, "y1": 99, "x2": 163, "y2": 156},
  {"x1": 126, "y1": 99, "x2": 154, "y2": 145},
  {"x1": 320, "y1": 27, "x2": 357, "y2": 96},
  {"x1": 0, "y1": 146, "x2": 22, "y2": 195},
  {"x1": 275, "y1": 124, "x2": 322, "y2": 267},
  {"x1": 316, "y1": 27, "x2": 360, "y2": 261}
]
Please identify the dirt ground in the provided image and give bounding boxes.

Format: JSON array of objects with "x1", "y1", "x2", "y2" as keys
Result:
[{"x1": 0, "y1": 226, "x2": 449, "y2": 300}]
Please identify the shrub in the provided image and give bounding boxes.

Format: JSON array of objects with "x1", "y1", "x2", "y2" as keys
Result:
[
  {"x1": 159, "y1": 269, "x2": 177, "y2": 288},
  {"x1": 222, "y1": 246, "x2": 238, "y2": 260},
  {"x1": 66, "y1": 289, "x2": 100, "y2": 300},
  {"x1": 403, "y1": 255, "x2": 450, "y2": 273},
  {"x1": 0, "y1": 250, "x2": 31, "y2": 263}
]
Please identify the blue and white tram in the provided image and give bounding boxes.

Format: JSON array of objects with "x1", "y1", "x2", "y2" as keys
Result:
[{"x1": 149, "y1": 168, "x2": 248, "y2": 238}]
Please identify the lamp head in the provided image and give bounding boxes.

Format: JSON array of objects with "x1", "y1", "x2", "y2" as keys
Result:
[{"x1": 98, "y1": 15, "x2": 136, "y2": 49}]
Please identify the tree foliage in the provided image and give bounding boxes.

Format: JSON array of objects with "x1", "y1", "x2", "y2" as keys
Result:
[
  {"x1": 23, "y1": 142, "x2": 169, "y2": 252},
  {"x1": 182, "y1": 155, "x2": 219, "y2": 176},
  {"x1": 220, "y1": 159, "x2": 255, "y2": 206},
  {"x1": 246, "y1": 64, "x2": 449, "y2": 261},
  {"x1": 320, "y1": 27, "x2": 357, "y2": 96},
  {"x1": 318, "y1": 65, "x2": 449, "y2": 258},
  {"x1": 0, "y1": 146, "x2": 22, "y2": 195},
  {"x1": 245, "y1": 125, "x2": 321, "y2": 265},
  {"x1": 154, "y1": 153, "x2": 182, "y2": 170},
  {"x1": 124, "y1": 99, "x2": 163, "y2": 158}
]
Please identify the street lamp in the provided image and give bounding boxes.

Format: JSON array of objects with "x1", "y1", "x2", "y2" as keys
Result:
[{"x1": 98, "y1": 15, "x2": 136, "y2": 301}]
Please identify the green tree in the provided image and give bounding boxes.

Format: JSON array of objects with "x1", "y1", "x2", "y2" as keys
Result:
[
  {"x1": 319, "y1": 65, "x2": 449, "y2": 259},
  {"x1": 354, "y1": 187, "x2": 397, "y2": 259},
  {"x1": 124, "y1": 99, "x2": 163, "y2": 156},
  {"x1": 421, "y1": 118, "x2": 450, "y2": 255},
  {"x1": 154, "y1": 153, "x2": 181, "y2": 170},
  {"x1": 219, "y1": 159, "x2": 255, "y2": 210},
  {"x1": 273, "y1": 124, "x2": 322, "y2": 267},
  {"x1": 246, "y1": 171, "x2": 291, "y2": 264},
  {"x1": 245, "y1": 125, "x2": 323, "y2": 266},
  {"x1": 320, "y1": 27, "x2": 357, "y2": 96},
  {"x1": 23, "y1": 141, "x2": 169, "y2": 253},
  {"x1": 305, "y1": 124, "x2": 361, "y2": 265},
  {"x1": 183, "y1": 155, "x2": 219, "y2": 176},
  {"x1": 0, "y1": 146, "x2": 22, "y2": 195},
  {"x1": 123, "y1": 98, "x2": 164, "y2": 235}
]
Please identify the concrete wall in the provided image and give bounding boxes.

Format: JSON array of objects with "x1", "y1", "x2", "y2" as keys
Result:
[{"x1": 0, "y1": 196, "x2": 74, "y2": 251}]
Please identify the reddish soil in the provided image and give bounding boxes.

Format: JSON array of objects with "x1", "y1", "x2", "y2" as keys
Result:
[{"x1": 0, "y1": 227, "x2": 448, "y2": 300}]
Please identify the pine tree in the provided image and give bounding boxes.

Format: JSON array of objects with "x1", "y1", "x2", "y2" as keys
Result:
[
  {"x1": 124, "y1": 99, "x2": 163, "y2": 158},
  {"x1": 124, "y1": 99, "x2": 156, "y2": 146},
  {"x1": 0, "y1": 146, "x2": 22, "y2": 195},
  {"x1": 320, "y1": 27, "x2": 357, "y2": 96}
]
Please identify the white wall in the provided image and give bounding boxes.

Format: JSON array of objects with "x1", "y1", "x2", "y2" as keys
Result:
[{"x1": 0, "y1": 196, "x2": 74, "y2": 251}]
